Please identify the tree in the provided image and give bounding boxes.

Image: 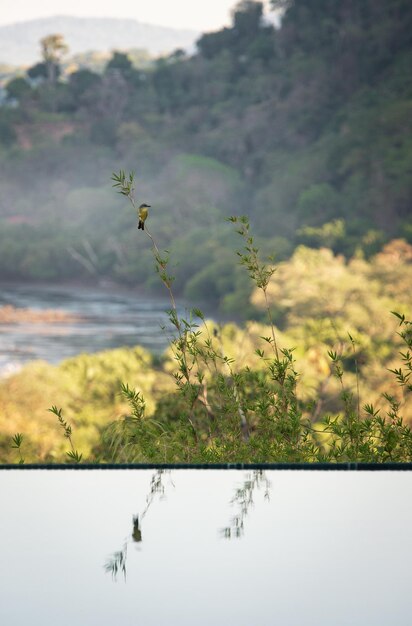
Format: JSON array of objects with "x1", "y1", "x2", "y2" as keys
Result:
[
  {"x1": 5, "y1": 77, "x2": 31, "y2": 102},
  {"x1": 232, "y1": 1, "x2": 264, "y2": 37},
  {"x1": 106, "y1": 51, "x2": 133, "y2": 76},
  {"x1": 68, "y1": 69, "x2": 101, "y2": 99},
  {"x1": 27, "y1": 62, "x2": 50, "y2": 82},
  {"x1": 40, "y1": 34, "x2": 69, "y2": 84},
  {"x1": 0, "y1": 111, "x2": 17, "y2": 146}
]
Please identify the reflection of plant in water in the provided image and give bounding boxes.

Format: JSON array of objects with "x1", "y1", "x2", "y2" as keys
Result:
[
  {"x1": 104, "y1": 542, "x2": 129, "y2": 580},
  {"x1": 221, "y1": 470, "x2": 271, "y2": 539},
  {"x1": 105, "y1": 470, "x2": 271, "y2": 580},
  {"x1": 141, "y1": 470, "x2": 170, "y2": 517},
  {"x1": 104, "y1": 469, "x2": 171, "y2": 581}
]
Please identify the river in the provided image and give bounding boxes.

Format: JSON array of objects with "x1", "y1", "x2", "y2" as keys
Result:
[{"x1": 0, "y1": 282, "x2": 176, "y2": 375}]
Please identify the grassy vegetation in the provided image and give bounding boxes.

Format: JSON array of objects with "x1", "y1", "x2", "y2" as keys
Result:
[
  {"x1": 1, "y1": 0, "x2": 412, "y2": 463},
  {"x1": 1, "y1": 205, "x2": 411, "y2": 464}
]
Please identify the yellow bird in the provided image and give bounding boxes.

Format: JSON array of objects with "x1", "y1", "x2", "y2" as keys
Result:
[{"x1": 137, "y1": 203, "x2": 151, "y2": 230}]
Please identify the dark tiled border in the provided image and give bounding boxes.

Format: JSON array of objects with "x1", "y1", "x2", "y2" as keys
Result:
[{"x1": 1, "y1": 463, "x2": 412, "y2": 470}]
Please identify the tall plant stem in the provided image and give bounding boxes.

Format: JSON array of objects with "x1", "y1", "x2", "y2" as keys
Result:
[{"x1": 263, "y1": 286, "x2": 279, "y2": 361}]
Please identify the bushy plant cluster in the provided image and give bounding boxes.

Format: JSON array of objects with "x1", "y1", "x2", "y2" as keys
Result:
[
  {"x1": 4, "y1": 180, "x2": 411, "y2": 464},
  {"x1": 81, "y1": 175, "x2": 412, "y2": 464}
]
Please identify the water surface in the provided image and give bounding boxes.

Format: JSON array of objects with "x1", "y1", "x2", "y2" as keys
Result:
[
  {"x1": 0, "y1": 469, "x2": 411, "y2": 625},
  {"x1": 0, "y1": 283, "x2": 174, "y2": 374}
]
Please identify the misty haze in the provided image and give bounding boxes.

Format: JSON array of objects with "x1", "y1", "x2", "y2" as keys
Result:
[{"x1": 0, "y1": 0, "x2": 411, "y2": 465}]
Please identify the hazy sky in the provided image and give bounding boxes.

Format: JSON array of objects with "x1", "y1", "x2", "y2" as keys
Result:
[{"x1": 0, "y1": 0, "x2": 274, "y2": 31}]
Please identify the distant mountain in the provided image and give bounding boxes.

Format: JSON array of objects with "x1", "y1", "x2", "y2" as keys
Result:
[{"x1": 0, "y1": 16, "x2": 199, "y2": 66}]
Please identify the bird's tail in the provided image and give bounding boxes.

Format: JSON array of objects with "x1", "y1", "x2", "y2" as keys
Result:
[{"x1": 138, "y1": 220, "x2": 145, "y2": 230}]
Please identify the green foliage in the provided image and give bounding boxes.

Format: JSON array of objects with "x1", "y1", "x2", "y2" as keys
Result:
[
  {"x1": 49, "y1": 406, "x2": 83, "y2": 463},
  {"x1": 1, "y1": 0, "x2": 412, "y2": 309},
  {"x1": 5, "y1": 77, "x2": 32, "y2": 101},
  {"x1": 297, "y1": 219, "x2": 346, "y2": 250},
  {"x1": 296, "y1": 183, "x2": 341, "y2": 225},
  {"x1": 0, "y1": 109, "x2": 18, "y2": 146},
  {"x1": 2, "y1": 173, "x2": 411, "y2": 463},
  {"x1": 106, "y1": 52, "x2": 133, "y2": 77},
  {"x1": 28, "y1": 61, "x2": 52, "y2": 81},
  {"x1": 11, "y1": 433, "x2": 25, "y2": 464},
  {"x1": 111, "y1": 170, "x2": 135, "y2": 197},
  {"x1": 92, "y1": 200, "x2": 412, "y2": 463},
  {"x1": 0, "y1": 342, "x2": 168, "y2": 462},
  {"x1": 1, "y1": 3, "x2": 412, "y2": 462}
]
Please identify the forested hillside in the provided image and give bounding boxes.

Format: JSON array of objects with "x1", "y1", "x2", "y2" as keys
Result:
[
  {"x1": 0, "y1": 0, "x2": 411, "y2": 314},
  {"x1": 1, "y1": 0, "x2": 412, "y2": 463}
]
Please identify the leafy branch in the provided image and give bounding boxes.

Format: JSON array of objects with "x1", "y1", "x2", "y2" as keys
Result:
[
  {"x1": 11, "y1": 433, "x2": 25, "y2": 464},
  {"x1": 49, "y1": 406, "x2": 83, "y2": 463}
]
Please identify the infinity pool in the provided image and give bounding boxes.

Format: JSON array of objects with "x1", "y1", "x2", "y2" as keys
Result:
[{"x1": 0, "y1": 469, "x2": 411, "y2": 625}]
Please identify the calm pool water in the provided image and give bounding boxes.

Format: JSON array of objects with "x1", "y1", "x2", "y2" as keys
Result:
[{"x1": 0, "y1": 469, "x2": 411, "y2": 625}]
